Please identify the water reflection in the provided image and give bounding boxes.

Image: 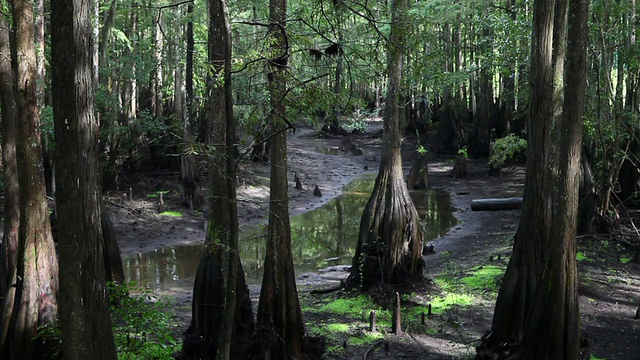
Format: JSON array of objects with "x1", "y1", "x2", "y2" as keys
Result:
[{"x1": 123, "y1": 178, "x2": 458, "y2": 293}]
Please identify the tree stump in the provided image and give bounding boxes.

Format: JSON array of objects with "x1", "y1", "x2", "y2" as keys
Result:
[
  {"x1": 349, "y1": 144, "x2": 363, "y2": 156},
  {"x1": 407, "y1": 151, "x2": 429, "y2": 190},
  {"x1": 369, "y1": 310, "x2": 377, "y2": 332},
  {"x1": 392, "y1": 292, "x2": 402, "y2": 335},
  {"x1": 313, "y1": 185, "x2": 322, "y2": 197},
  {"x1": 339, "y1": 136, "x2": 351, "y2": 151},
  {"x1": 450, "y1": 154, "x2": 467, "y2": 179},
  {"x1": 294, "y1": 173, "x2": 303, "y2": 190}
]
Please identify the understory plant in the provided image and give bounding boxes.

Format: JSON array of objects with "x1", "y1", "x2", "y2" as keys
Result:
[
  {"x1": 489, "y1": 134, "x2": 527, "y2": 168},
  {"x1": 108, "y1": 281, "x2": 181, "y2": 360},
  {"x1": 34, "y1": 281, "x2": 180, "y2": 359}
]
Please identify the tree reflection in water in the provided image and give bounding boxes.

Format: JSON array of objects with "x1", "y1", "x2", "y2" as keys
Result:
[{"x1": 122, "y1": 178, "x2": 458, "y2": 293}]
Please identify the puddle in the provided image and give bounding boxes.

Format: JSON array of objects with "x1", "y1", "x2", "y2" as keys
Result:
[{"x1": 123, "y1": 178, "x2": 458, "y2": 293}]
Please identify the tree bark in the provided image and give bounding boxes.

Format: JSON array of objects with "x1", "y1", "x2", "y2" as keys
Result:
[
  {"x1": 482, "y1": 0, "x2": 587, "y2": 357},
  {"x1": 256, "y1": 0, "x2": 305, "y2": 357},
  {"x1": 0, "y1": 0, "x2": 59, "y2": 358},
  {"x1": 0, "y1": 7, "x2": 19, "y2": 295},
  {"x1": 51, "y1": 1, "x2": 118, "y2": 358},
  {"x1": 345, "y1": 0, "x2": 425, "y2": 291}
]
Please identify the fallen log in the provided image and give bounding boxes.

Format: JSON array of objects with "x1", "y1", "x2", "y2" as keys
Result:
[{"x1": 471, "y1": 197, "x2": 523, "y2": 211}]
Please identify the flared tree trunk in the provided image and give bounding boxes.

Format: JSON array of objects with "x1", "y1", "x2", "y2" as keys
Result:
[
  {"x1": 0, "y1": 1, "x2": 59, "y2": 358},
  {"x1": 51, "y1": 1, "x2": 118, "y2": 358},
  {"x1": 0, "y1": 9, "x2": 19, "y2": 295},
  {"x1": 480, "y1": 0, "x2": 588, "y2": 358},
  {"x1": 345, "y1": 0, "x2": 424, "y2": 292},
  {"x1": 182, "y1": 1, "x2": 254, "y2": 359},
  {"x1": 255, "y1": 0, "x2": 305, "y2": 357}
]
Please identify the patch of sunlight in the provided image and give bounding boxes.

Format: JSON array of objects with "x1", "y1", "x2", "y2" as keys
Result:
[
  {"x1": 308, "y1": 322, "x2": 351, "y2": 336},
  {"x1": 576, "y1": 251, "x2": 595, "y2": 262},
  {"x1": 320, "y1": 296, "x2": 375, "y2": 317},
  {"x1": 590, "y1": 355, "x2": 606, "y2": 360},
  {"x1": 429, "y1": 293, "x2": 473, "y2": 314},
  {"x1": 620, "y1": 257, "x2": 631, "y2": 264},
  {"x1": 461, "y1": 265, "x2": 505, "y2": 291},
  {"x1": 326, "y1": 323, "x2": 350, "y2": 333},
  {"x1": 158, "y1": 211, "x2": 182, "y2": 217},
  {"x1": 348, "y1": 332, "x2": 383, "y2": 346}
]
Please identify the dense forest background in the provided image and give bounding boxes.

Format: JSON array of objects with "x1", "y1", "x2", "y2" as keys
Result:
[{"x1": 68, "y1": 0, "x2": 640, "y2": 234}]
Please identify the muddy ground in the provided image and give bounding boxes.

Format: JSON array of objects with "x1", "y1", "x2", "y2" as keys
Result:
[{"x1": 106, "y1": 119, "x2": 640, "y2": 359}]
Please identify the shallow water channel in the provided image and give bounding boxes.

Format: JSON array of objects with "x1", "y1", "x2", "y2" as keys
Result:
[{"x1": 122, "y1": 178, "x2": 458, "y2": 293}]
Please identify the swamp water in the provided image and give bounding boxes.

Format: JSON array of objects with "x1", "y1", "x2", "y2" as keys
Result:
[{"x1": 122, "y1": 178, "x2": 458, "y2": 293}]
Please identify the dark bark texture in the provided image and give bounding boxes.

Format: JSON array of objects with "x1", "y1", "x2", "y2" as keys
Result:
[
  {"x1": 51, "y1": 1, "x2": 118, "y2": 358},
  {"x1": 0, "y1": 0, "x2": 59, "y2": 358},
  {"x1": 0, "y1": 9, "x2": 19, "y2": 295},
  {"x1": 480, "y1": 0, "x2": 588, "y2": 358}
]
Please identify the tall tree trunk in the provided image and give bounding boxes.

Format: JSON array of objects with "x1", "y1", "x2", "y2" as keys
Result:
[
  {"x1": 0, "y1": 0, "x2": 59, "y2": 358},
  {"x1": 498, "y1": 0, "x2": 517, "y2": 138},
  {"x1": 471, "y1": 8, "x2": 496, "y2": 159},
  {"x1": 121, "y1": 4, "x2": 138, "y2": 125},
  {"x1": 186, "y1": 1, "x2": 194, "y2": 112},
  {"x1": 179, "y1": 11, "x2": 202, "y2": 210},
  {"x1": 152, "y1": 15, "x2": 164, "y2": 118},
  {"x1": 488, "y1": 0, "x2": 558, "y2": 349},
  {"x1": 179, "y1": 0, "x2": 202, "y2": 210},
  {"x1": 481, "y1": 0, "x2": 587, "y2": 357},
  {"x1": 51, "y1": 1, "x2": 118, "y2": 358},
  {"x1": 0, "y1": 7, "x2": 19, "y2": 295},
  {"x1": 435, "y1": 22, "x2": 465, "y2": 155},
  {"x1": 182, "y1": 1, "x2": 254, "y2": 359},
  {"x1": 256, "y1": 0, "x2": 305, "y2": 357},
  {"x1": 345, "y1": 0, "x2": 425, "y2": 291}
]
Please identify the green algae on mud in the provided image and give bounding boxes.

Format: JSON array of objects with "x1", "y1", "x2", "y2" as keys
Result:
[
  {"x1": 157, "y1": 210, "x2": 182, "y2": 217},
  {"x1": 460, "y1": 265, "x2": 506, "y2": 292}
]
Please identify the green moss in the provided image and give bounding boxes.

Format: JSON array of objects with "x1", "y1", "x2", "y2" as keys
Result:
[
  {"x1": 158, "y1": 211, "x2": 182, "y2": 217},
  {"x1": 325, "y1": 323, "x2": 350, "y2": 333},
  {"x1": 308, "y1": 322, "x2": 352, "y2": 338},
  {"x1": 429, "y1": 293, "x2": 472, "y2": 314},
  {"x1": 590, "y1": 355, "x2": 606, "y2": 360},
  {"x1": 620, "y1": 257, "x2": 631, "y2": 264},
  {"x1": 461, "y1": 265, "x2": 505, "y2": 291},
  {"x1": 318, "y1": 296, "x2": 386, "y2": 319},
  {"x1": 348, "y1": 332, "x2": 383, "y2": 346}
]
